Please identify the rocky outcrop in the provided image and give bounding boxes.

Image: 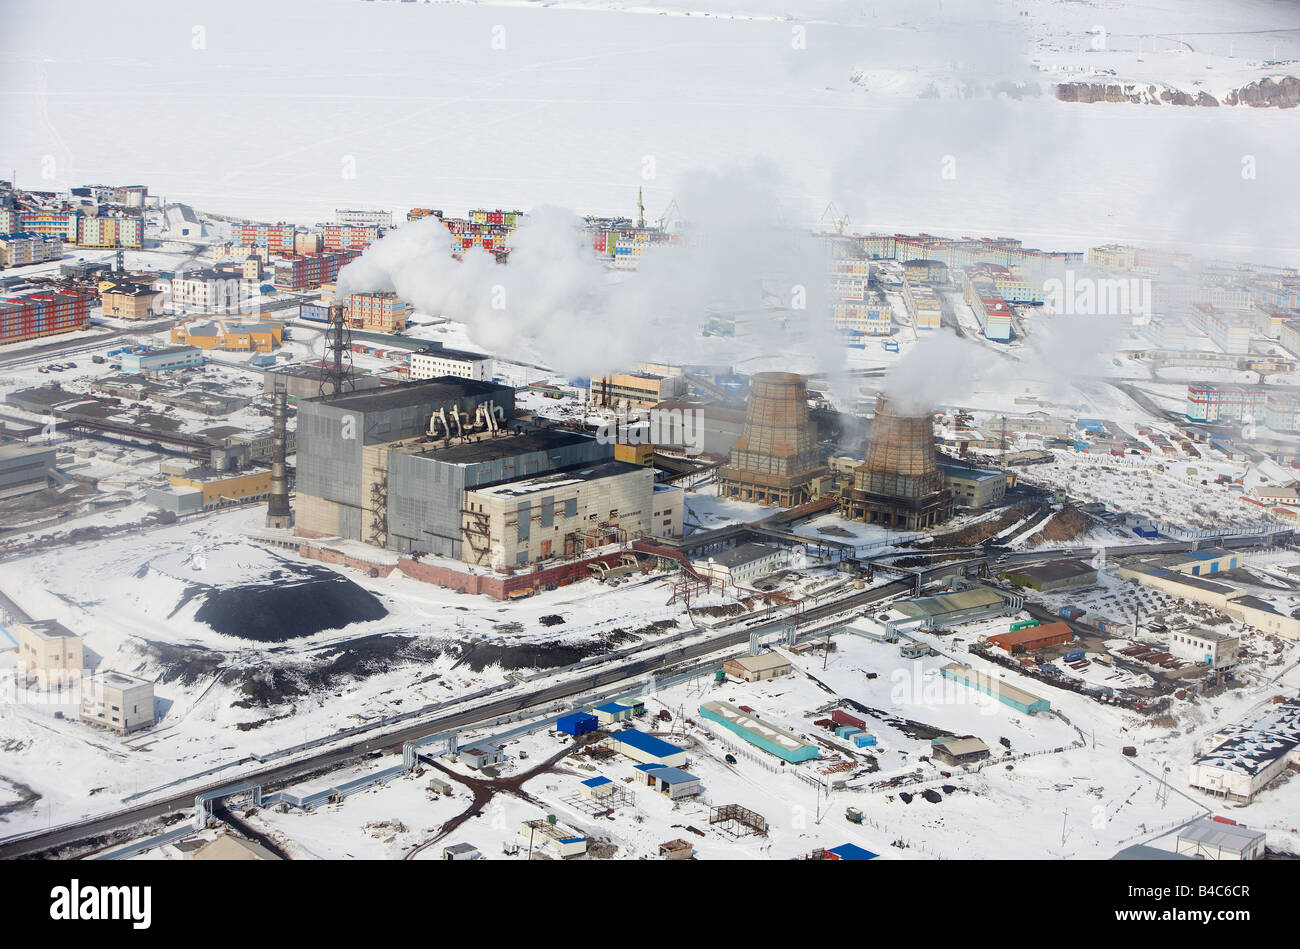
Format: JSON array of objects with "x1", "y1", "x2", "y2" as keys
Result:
[
  {"x1": 1224, "y1": 76, "x2": 1300, "y2": 108},
  {"x1": 1057, "y1": 76, "x2": 1296, "y2": 108}
]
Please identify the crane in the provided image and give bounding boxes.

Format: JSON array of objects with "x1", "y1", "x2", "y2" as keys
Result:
[
  {"x1": 658, "y1": 199, "x2": 680, "y2": 232},
  {"x1": 821, "y1": 202, "x2": 850, "y2": 235}
]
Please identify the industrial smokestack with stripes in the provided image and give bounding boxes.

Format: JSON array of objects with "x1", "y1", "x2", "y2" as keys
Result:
[{"x1": 265, "y1": 381, "x2": 293, "y2": 529}]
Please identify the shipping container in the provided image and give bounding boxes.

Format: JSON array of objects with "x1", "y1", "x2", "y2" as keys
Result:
[{"x1": 830, "y1": 709, "x2": 866, "y2": 731}]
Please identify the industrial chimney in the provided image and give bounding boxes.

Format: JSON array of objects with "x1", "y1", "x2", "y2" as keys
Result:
[
  {"x1": 265, "y1": 381, "x2": 293, "y2": 529},
  {"x1": 839, "y1": 393, "x2": 950, "y2": 530},
  {"x1": 318, "y1": 302, "x2": 355, "y2": 398}
]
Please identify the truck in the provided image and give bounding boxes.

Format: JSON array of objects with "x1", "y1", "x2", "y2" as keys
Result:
[{"x1": 845, "y1": 806, "x2": 863, "y2": 824}]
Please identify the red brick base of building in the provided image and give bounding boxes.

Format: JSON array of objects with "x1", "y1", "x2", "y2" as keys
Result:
[{"x1": 296, "y1": 543, "x2": 631, "y2": 600}]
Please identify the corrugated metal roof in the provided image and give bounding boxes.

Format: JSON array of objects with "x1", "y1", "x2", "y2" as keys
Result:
[
  {"x1": 895, "y1": 586, "x2": 1005, "y2": 619},
  {"x1": 1177, "y1": 818, "x2": 1265, "y2": 852},
  {"x1": 610, "y1": 729, "x2": 685, "y2": 759}
]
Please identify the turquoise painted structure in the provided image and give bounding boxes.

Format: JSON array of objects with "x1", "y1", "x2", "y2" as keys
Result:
[
  {"x1": 940, "y1": 664, "x2": 1051, "y2": 714},
  {"x1": 698, "y1": 702, "x2": 819, "y2": 763}
]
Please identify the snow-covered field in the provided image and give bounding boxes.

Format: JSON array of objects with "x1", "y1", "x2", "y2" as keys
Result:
[
  {"x1": 2, "y1": 0, "x2": 1297, "y2": 262},
  {"x1": 165, "y1": 612, "x2": 1300, "y2": 861}
]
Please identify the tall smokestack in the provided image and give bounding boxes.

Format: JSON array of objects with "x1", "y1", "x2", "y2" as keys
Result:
[{"x1": 266, "y1": 381, "x2": 293, "y2": 529}]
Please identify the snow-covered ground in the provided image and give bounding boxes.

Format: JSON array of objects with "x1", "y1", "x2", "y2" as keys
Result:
[{"x1": 2, "y1": 0, "x2": 1297, "y2": 263}]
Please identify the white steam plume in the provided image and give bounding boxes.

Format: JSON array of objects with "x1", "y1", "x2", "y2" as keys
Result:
[{"x1": 335, "y1": 163, "x2": 848, "y2": 391}]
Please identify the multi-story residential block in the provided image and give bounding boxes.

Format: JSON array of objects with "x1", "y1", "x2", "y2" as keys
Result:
[
  {"x1": 0, "y1": 289, "x2": 91, "y2": 344},
  {"x1": 1185, "y1": 384, "x2": 1264, "y2": 424},
  {"x1": 345, "y1": 291, "x2": 407, "y2": 332},
  {"x1": 1264, "y1": 391, "x2": 1300, "y2": 433},
  {"x1": 4, "y1": 209, "x2": 79, "y2": 241},
  {"x1": 234, "y1": 222, "x2": 298, "y2": 255},
  {"x1": 322, "y1": 224, "x2": 382, "y2": 251},
  {"x1": 902, "y1": 275, "x2": 941, "y2": 330},
  {"x1": 167, "y1": 267, "x2": 252, "y2": 314},
  {"x1": 271, "y1": 250, "x2": 358, "y2": 290},
  {"x1": 1189, "y1": 303, "x2": 1252, "y2": 354},
  {"x1": 0, "y1": 232, "x2": 63, "y2": 266},
  {"x1": 76, "y1": 214, "x2": 143, "y2": 248},
  {"x1": 335, "y1": 208, "x2": 392, "y2": 228},
  {"x1": 832, "y1": 297, "x2": 892, "y2": 335},
  {"x1": 99, "y1": 279, "x2": 163, "y2": 320}
]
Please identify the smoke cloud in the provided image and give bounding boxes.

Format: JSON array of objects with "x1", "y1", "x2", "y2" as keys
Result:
[{"x1": 336, "y1": 163, "x2": 849, "y2": 391}]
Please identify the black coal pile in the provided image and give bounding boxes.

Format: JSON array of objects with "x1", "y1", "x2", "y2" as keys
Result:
[{"x1": 186, "y1": 563, "x2": 388, "y2": 641}]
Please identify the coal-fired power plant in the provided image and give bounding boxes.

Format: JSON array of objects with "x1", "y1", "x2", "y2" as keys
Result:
[
  {"x1": 839, "y1": 393, "x2": 951, "y2": 530},
  {"x1": 716, "y1": 372, "x2": 827, "y2": 507}
]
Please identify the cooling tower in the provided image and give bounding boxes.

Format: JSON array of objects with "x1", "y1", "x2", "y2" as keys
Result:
[
  {"x1": 839, "y1": 394, "x2": 951, "y2": 530},
  {"x1": 716, "y1": 372, "x2": 827, "y2": 507}
]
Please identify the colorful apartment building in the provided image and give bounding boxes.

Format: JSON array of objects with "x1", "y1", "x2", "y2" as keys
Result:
[
  {"x1": 833, "y1": 298, "x2": 892, "y2": 335},
  {"x1": 234, "y1": 222, "x2": 298, "y2": 255},
  {"x1": 271, "y1": 250, "x2": 358, "y2": 290},
  {"x1": 973, "y1": 296, "x2": 1013, "y2": 341},
  {"x1": 1186, "y1": 384, "x2": 1264, "y2": 424},
  {"x1": 322, "y1": 224, "x2": 382, "y2": 251},
  {"x1": 76, "y1": 215, "x2": 143, "y2": 248},
  {"x1": 345, "y1": 291, "x2": 408, "y2": 332},
  {"x1": 1, "y1": 209, "x2": 79, "y2": 241},
  {"x1": 0, "y1": 289, "x2": 92, "y2": 345}
]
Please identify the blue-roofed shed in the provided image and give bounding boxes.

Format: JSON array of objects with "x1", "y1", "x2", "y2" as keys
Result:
[
  {"x1": 607, "y1": 729, "x2": 688, "y2": 767},
  {"x1": 580, "y1": 775, "x2": 615, "y2": 800},
  {"x1": 557, "y1": 712, "x2": 598, "y2": 737},
  {"x1": 826, "y1": 843, "x2": 878, "y2": 860},
  {"x1": 640, "y1": 766, "x2": 701, "y2": 800},
  {"x1": 594, "y1": 701, "x2": 634, "y2": 725}
]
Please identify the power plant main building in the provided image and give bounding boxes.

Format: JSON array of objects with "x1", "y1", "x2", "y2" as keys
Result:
[{"x1": 295, "y1": 377, "x2": 683, "y2": 567}]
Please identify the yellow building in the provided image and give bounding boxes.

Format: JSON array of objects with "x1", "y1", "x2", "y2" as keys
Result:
[
  {"x1": 169, "y1": 468, "x2": 271, "y2": 506},
  {"x1": 14, "y1": 619, "x2": 83, "y2": 684},
  {"x1": 99, "y1": 280, "x2": 163, "y2": 320},
  {"x1": 614, "y1": 442, "x2": 654, "y2": 465},
  {"x1": 590, "y1": 372, "x2": 686, "y2": 411},
  {"x1": 172, "y1": 318, "x2": 283, "y2": 353}
]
